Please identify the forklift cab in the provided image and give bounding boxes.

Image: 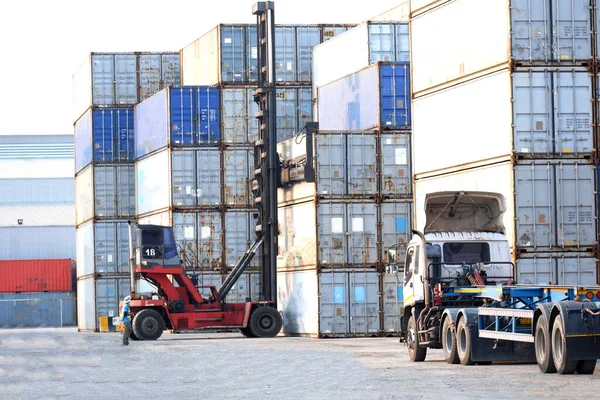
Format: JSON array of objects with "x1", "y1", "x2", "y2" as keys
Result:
[{"x1": 136, "y1": 225, "x2": 181, "y2": 269}]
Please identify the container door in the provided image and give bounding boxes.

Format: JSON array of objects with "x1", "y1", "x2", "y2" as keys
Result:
[
  {"x1": 91, "y1": 54, "x2": 115, "y2": 106},
  {"x1": 379, "y1": 63, "x2": 411, "y2": 130},
  {"x1": 318, "y1": 270, "x2": 349, "y2": 336},
  {"x1": 116, "y1": 222, "x2": 133, "y2": 273},
  {"x1": 553, "y1": 0, "x2": 591, "y2": 61},
  {"x1": 558, "y1": 256, "x2": 597, "y2": 286},
  {"x1": 224, "y1": 210, "x2": 260, "y2": 268},
  {"x1": 173, "y1": 212, "x2": 198, "y2": 269},
  {"x1": 222, "y1": 88, "x2": 250, "y2": 144},
  {"x1": 116, "y1": 165, "x2": 135, "y2": 217},
  {"x1": 114, "y1": 109, "x2": 134, "y2": 161},
  {"x1": 197, "y1": 212, "x2": 223, "y2": 269},
  {"x1": 275, "y1": 26, "x2": 296, "y2": 83},
  {"x1": 114, "y1": 54, "x2": 137, "y2": 105},
  {"x1": 516, "y1": 256, "x2": 555, "y2": 285},
  {"x1": 221, "y1": 25, "x2": 246, "y2": 83},
  {"x1": 94, "y1": 222, "x2": 117, "y2": 273},
  {"x1": 317, "y1": 202, "x2": 346, "y2": 266},
  {"x1": 297, "y1": 87, "x2": 313, "y2": 134},
  {"x1": 196, "y1": 149, "x2": 222, "y2": 206},
  {"x1": 172, "y1": 150, "x2": 198, "y2": 208},
  {"x1": 296, "y1": 26, "x2": 320, "y2": 82},
  {"x1": 347, "y1": 134, "x2": 377, "y2": 195},
  {"x1": 276, "y1": 88, "x2": 297, "y2": 142},
  {"x1": 139, "y1": 54, "x2": 162, "y2": 102},
  {"x1": 347, "y1": 202, "x2": 378, "y2": 265},
  {"x1": 380, "y1": 201, "x2": 412, "y2": 264},
  {"x1": 316, "y1": 134, "x2": 345, "y2": 196},
  {"x1": 383, "y1": 272, "x2": 404, "y2": 333},
  {"x1": 161, "y1": 53, "x2": 181, "y2": 91},
  {"x1": 348, "y1": 270, "x2": 380, "y2": 335},
  {"x1": 96, "y1": 277, "x2": 131, "y2": 330},
  {"x1": 94, "y1": 166, "x2": 116, "y2": 217},
  {"x1": 223, "y1": 148, "x2": 253, "y2": 206},
  {"x1": 510, "y1": 0, "x2": 550, "y2": 61},
  {"x1": 380, "y1": 134, "x2": 411, "y2": 196},
  {"x1": 247, "y1": 88, "x2": 260, "y2": 143},
  {"x1": 247, "y1": 25, "x2": 259, "y2": 83}
]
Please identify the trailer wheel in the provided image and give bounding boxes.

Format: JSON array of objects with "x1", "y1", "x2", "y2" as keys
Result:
[
  {"x1": 240, "y1": 327, "x2": 256, "y2": 338},
  {"x1": 132, "y1": 309, "x2": 165, "y2": 341},
  {"x1": 442, "y1": 318, "x2": 459, "y2": 364},
  {"x1": 551, "y1": 315, "x2": 577, "y2": 374},
  {"x1": 456, "y1": 318, "x2": 474, "y2": 366},
  {"x1": 407, "y1": 315, "x2": 427, "y2": 362},
  {"x1": 248, "y1": 306, "x2": 282, "y2": 338},
  {"x1": 576, "y1": 360, "x2": 596, "y2": 375},
  {"x1": 534, "y1": 314, "x2": 555, "y2": 373}
]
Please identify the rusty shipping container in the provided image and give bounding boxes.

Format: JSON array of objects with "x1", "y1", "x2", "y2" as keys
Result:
[{"x1": 0, "y1": 259, "x2": 74, "y2": 293}]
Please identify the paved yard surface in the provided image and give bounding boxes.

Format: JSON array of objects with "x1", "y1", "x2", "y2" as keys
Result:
[{"x1": 0, "y1": 328, "x2": 597, "y2": 400}]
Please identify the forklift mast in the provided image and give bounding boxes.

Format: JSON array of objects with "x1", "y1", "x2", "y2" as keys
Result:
[{"x1": 252, "y1": 1, "x2": 278, "y2": 305}]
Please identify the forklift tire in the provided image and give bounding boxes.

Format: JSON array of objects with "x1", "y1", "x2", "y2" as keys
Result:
[
  {"x1": 442, "y1": 318, "x2": 459, "y2": 364},
  {"x1": 551, "y1": 315, "x2": 577, "y2": 374},
  {"x1": 576, "y1": 360, "x2": 596, "y2": 375},
  {"x1": 132, "y1": 309, "x2": 165, "y2": 341},
  {"x1": 129, "y1": 330, "x2": 140, "y2": 341},
  {"x1": 248, "y1": 306, "x2": 282, "y2": 338},
  {"x1": 534, "y1": 314, "x2": 555, "y2": 373},
  {"x1": 240, "y1": 327, "x2": 256, "y2": 338},
  {"x1": 407, "y1": 315, "x2": 427, "y2": 362},
  {"x1": 456, "y1": 317, "x2": 475, "y2": 366}
]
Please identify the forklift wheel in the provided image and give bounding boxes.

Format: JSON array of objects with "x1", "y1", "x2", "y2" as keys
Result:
[
  {"x1": 240, "y1": 327, "x2": 256, "y2": 338},
  {"x1": 129, "y1": 330, "x2": 140, "y2": 341},
  {"x1": 132, "y1": 309, "x2": 165, "y2": 341},
  {"x1": 248, "y1": 306, "x2": 282, "y2": 338}
]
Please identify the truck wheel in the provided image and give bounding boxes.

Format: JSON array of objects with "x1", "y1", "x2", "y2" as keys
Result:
[
  {"x1": 248, "y1": 306, "x2": 282, "y2": 338},
  {"x1": 407, "y1": 315, "x2": 427, "y2": 362},
  {"x1": 551, "y1": 315, "x2": 577, "y2": 374},
  {"x1": 456, "y1": 317, "x2": 475, "y2": 365},
  {"x1": 442, "y1": 318, "x2": 459, "y2": 364},
  {"x1": 534, "y1": 314, "x2": 555, "y2": 373},
  {"x1": 576, "y1": 360, "x2": 596, "y2": 375},
  {"x1": 132, "y1": 309, "x2": 165, "y2": 341},
  {"x1": 240, "y1": 327, "x2": 256, "y2": 338}
]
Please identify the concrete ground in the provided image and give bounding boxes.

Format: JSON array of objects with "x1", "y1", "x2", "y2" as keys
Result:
[{"x1": 0, "y1": 328, "x2": 597, "y2": 400}]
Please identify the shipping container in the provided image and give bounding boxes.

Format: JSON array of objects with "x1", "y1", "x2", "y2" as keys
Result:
[
  {"x1": 136, "y1": 147, "x2": 254, "y2": 215},
  {"x1": 414, "y1": 160, "x2": 597, "y2": 253},
  {"x1": 180, "y1": 24, "x2": 355, "y2": 86},
  {"x1": 277, "y1": 132, "x2": 411, "y2": 203},
  {"x1": 412, "y1": 68, "x2": 594, "y2": 175},
  {"x1": 277, "y1": 268, "x2": 380, "y2": 337},
  {"x1": 137, "y1": 209, "x2": 259, "y2": 269},
  {"x1": 0, "y1": 178, "x2": 74, "y2": 203},
  {"x1": 76, "y1": 220, "x2": 135, "y2": 276},
  {"x1": 74, "y1": 108, "x2": 134, "y2": 173},
  {"x1": 516, "y1": 252, "x2": 598, "y2": 286},
  {"x1": 187, "y1": 271, "x2": 262, "y2": 303},
  {"x1": 75, "y1": 164, "x2": 135, "y2": 225},
  {"x1": 313, "y1": 22, "x2": 410, "y2": 90},
  {"x1": 0, "y1": 292, "x2": 76, "y2": 328},
  {"x1": 72, "y1": 52, "x2": 181, "y2": 121},
  {"x1": 382, "y1": 271, "x2": 404, "y2": 334},
  {"x1": 0, "y1": 227, "x2": 76, "y2": 260},
  {"x1": 410, "y1": 0, "x2": 593, "y2": 95},
  {"x1": 77, "y1": 276, "x2": 131, "y2": 332},
  {"x1": 0, "y1": 259, "x2": 73, "y2": 293},
  {"x1": 135, "y1": 86, "x2": 221, "y2": 158},
  {"x1": 318, "y1": 62, "x2": 410, "y2": 131},
  {"x1": 380, "y1": 200, "x2": 413, "y2": 263}
]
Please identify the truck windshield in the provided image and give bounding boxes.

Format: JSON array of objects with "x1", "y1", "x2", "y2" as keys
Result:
[{"x1": 443, "y1": 242, "x2": 490, "y2": 263}]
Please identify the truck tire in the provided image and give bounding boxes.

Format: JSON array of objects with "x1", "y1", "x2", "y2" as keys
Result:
[
  {"x1": 132, "y1": 309, "x2": 165, "y2": 341},
  {"x1": 551, "y1": 315, "x2": 577, "y2": 374},
  {"x1": 534, "y1": 314, "x2": 555, "y2": 373},
  {"x1": 248, "y1": 306, "x2": 282, "y2": 338},
  {"x1": 456, "y1": 317, "x2": 475, "y2": 366},
  {"x1": 576, "y1": 360, "x2": 596, "y2": 375},
  {"x1": 407, "y1": 315, "x2": 427, "y2": 362},
  {"x1": 442, "y1": 318, "x2": 459, "y2": 364}
]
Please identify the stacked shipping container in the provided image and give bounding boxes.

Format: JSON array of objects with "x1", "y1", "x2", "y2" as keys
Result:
[
  {"x1": 276, "y1": 21, "x2": 412, "y2": 337},
  {"x1": 73, "y1": 52, "x2": 182, "y2": 331},
  {"x1": 409, "y1": 0, "x2": 599, "y2": 285}
]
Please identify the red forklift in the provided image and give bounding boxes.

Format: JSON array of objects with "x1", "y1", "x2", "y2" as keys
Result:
[{"x1": 123, "y1": 2, "x2": 311, "y2": 340}]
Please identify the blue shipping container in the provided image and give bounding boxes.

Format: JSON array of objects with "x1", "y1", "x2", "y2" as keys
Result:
[
  {"x1": 317, "y1": 62, "x2": 411, "y2": 131},
  {"x1": 75, "y1": 108, "x2": 135, "y2": 173},
  {"x1": 135, "y1": 86, "x2": 221, "y2": 159},
  {"x1": 0, "y1": 292, "x2": 76, "y2": 328}
]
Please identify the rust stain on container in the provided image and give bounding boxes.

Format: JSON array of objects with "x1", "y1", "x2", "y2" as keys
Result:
[{"x1": 538, "y1": 214, "x2": 546, "y2": 224}]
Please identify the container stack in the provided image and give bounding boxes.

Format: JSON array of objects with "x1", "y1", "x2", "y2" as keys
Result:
[
  {"x1": 73, "y1": 52, "x2": 181, "y2": 331},
  {"x1": 0, "y1": 259, "x2": 76, "y2": 328},
  {"x1": 276, "y1": 21, "x2": 412, "y2": 337},
  {"x1": 410, "y1": 0, "x2": 598, "y2": 286}
]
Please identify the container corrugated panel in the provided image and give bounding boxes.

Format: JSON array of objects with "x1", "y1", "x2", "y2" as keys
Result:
[
  {"x1": 382, "y1": 272, "x2": 403, "y2": 334},
  {"x1": 72, "y1": 52, "x2": 181, "y2": 121},
  {"x1": 75, "y1": 164, "x2": 135, "y2": 225},
  {"x1": 0, "y1": 178, "x2": 74, "y2": 203},
  {"x1": 0, "y1": 259, "x2": 73, "y2": 293},
  {"x1": 175, "y1": 211, "x2": 223, "y2": 270},
  {"x1": 74, "y1": 108, "x2": 135, "y2": 173},
  {"x1": 221, "y1": 88, "x2": 258, "y2": 144},
  {"x1": 517, "y1": 253, "x2": 598, "y2": 286},
  {"x1": 134, "y1": 86, "x2": 221, "y2": 159},
  {"x1": 313, "y1": 22, "x2": 409, "y2": 89},
  {"x1": 277, "y1": 268, "x2": 380, "y2": 337},
  {"x1": 380, "y1": 133, "x2": 411, "y2": 196},
  {"x1": 172, "y1": 148, "x2": 221, "y2": 207},
  {"x1": 223, "y1": 148, "x2": 254, "y2": 206},
  {"x1": 224, "y1": 210, "x2": 260, "y2": 268},
  {"x1": 0, "y1": 227, "x2": 75, "y2": 260},
  {"x1": 410, "y1": 0, "x2": 592, "y2": 95},
  {"x1": 0, "y1": 292, "x2": 76, "y2": 328},
  {"x1": 380, "y1": 200, "x2": 413, "y2": 264},
  {"x1": 414, "y1": 160, "x2": 597, "y2": 252},
  {"x1": 77, "y1": 276, "x2": 131, "y2": 331},
  {"x1": 318, "y1": 62, "x2": 411, "y2": 131},
  {"x1": 413, "y1": 68, "x2": 593, "y2": 176},
  {"x1": 76, "y1": 220, "x2": 135, "y2": 276}
]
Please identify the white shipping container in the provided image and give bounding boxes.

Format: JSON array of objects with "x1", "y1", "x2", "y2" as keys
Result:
[
  {"x1": 517, "y1": 253, "x2": 598, "y2": 286},
  {"x1": 412, "y1": 68, "x2": 593, "y2": 175},
  {"x1": 411, "y1": 0, "x2": 593, "y2": 95},
  {"x1": 277, "y1": 268, "x2": 381, "y2": 337},
  {"x1": 414, "y1": 160, "x2": 597, "y2": 255}
]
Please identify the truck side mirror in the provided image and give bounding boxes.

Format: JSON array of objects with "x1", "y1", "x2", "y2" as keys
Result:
[
  {"x1": 426, "y1": 243, "x2": 442, "y2": 258},
  {"x1": 387, "y1": 249, "x2": 397, "y2": 264}
]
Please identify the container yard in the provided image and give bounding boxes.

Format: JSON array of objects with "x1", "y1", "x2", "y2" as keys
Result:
[{"x1": 1, "y1": 0, "x2": 599, "y2": 397}]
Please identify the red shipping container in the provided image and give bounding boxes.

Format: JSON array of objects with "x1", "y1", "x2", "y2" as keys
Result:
[{"x1": 0, "y1": 259, "x2": 73, "y2": 293}]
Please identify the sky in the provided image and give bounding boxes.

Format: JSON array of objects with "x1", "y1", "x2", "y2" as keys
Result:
[{"x1": 0, "y1": 0, "x2": 404, "y2": 136}]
